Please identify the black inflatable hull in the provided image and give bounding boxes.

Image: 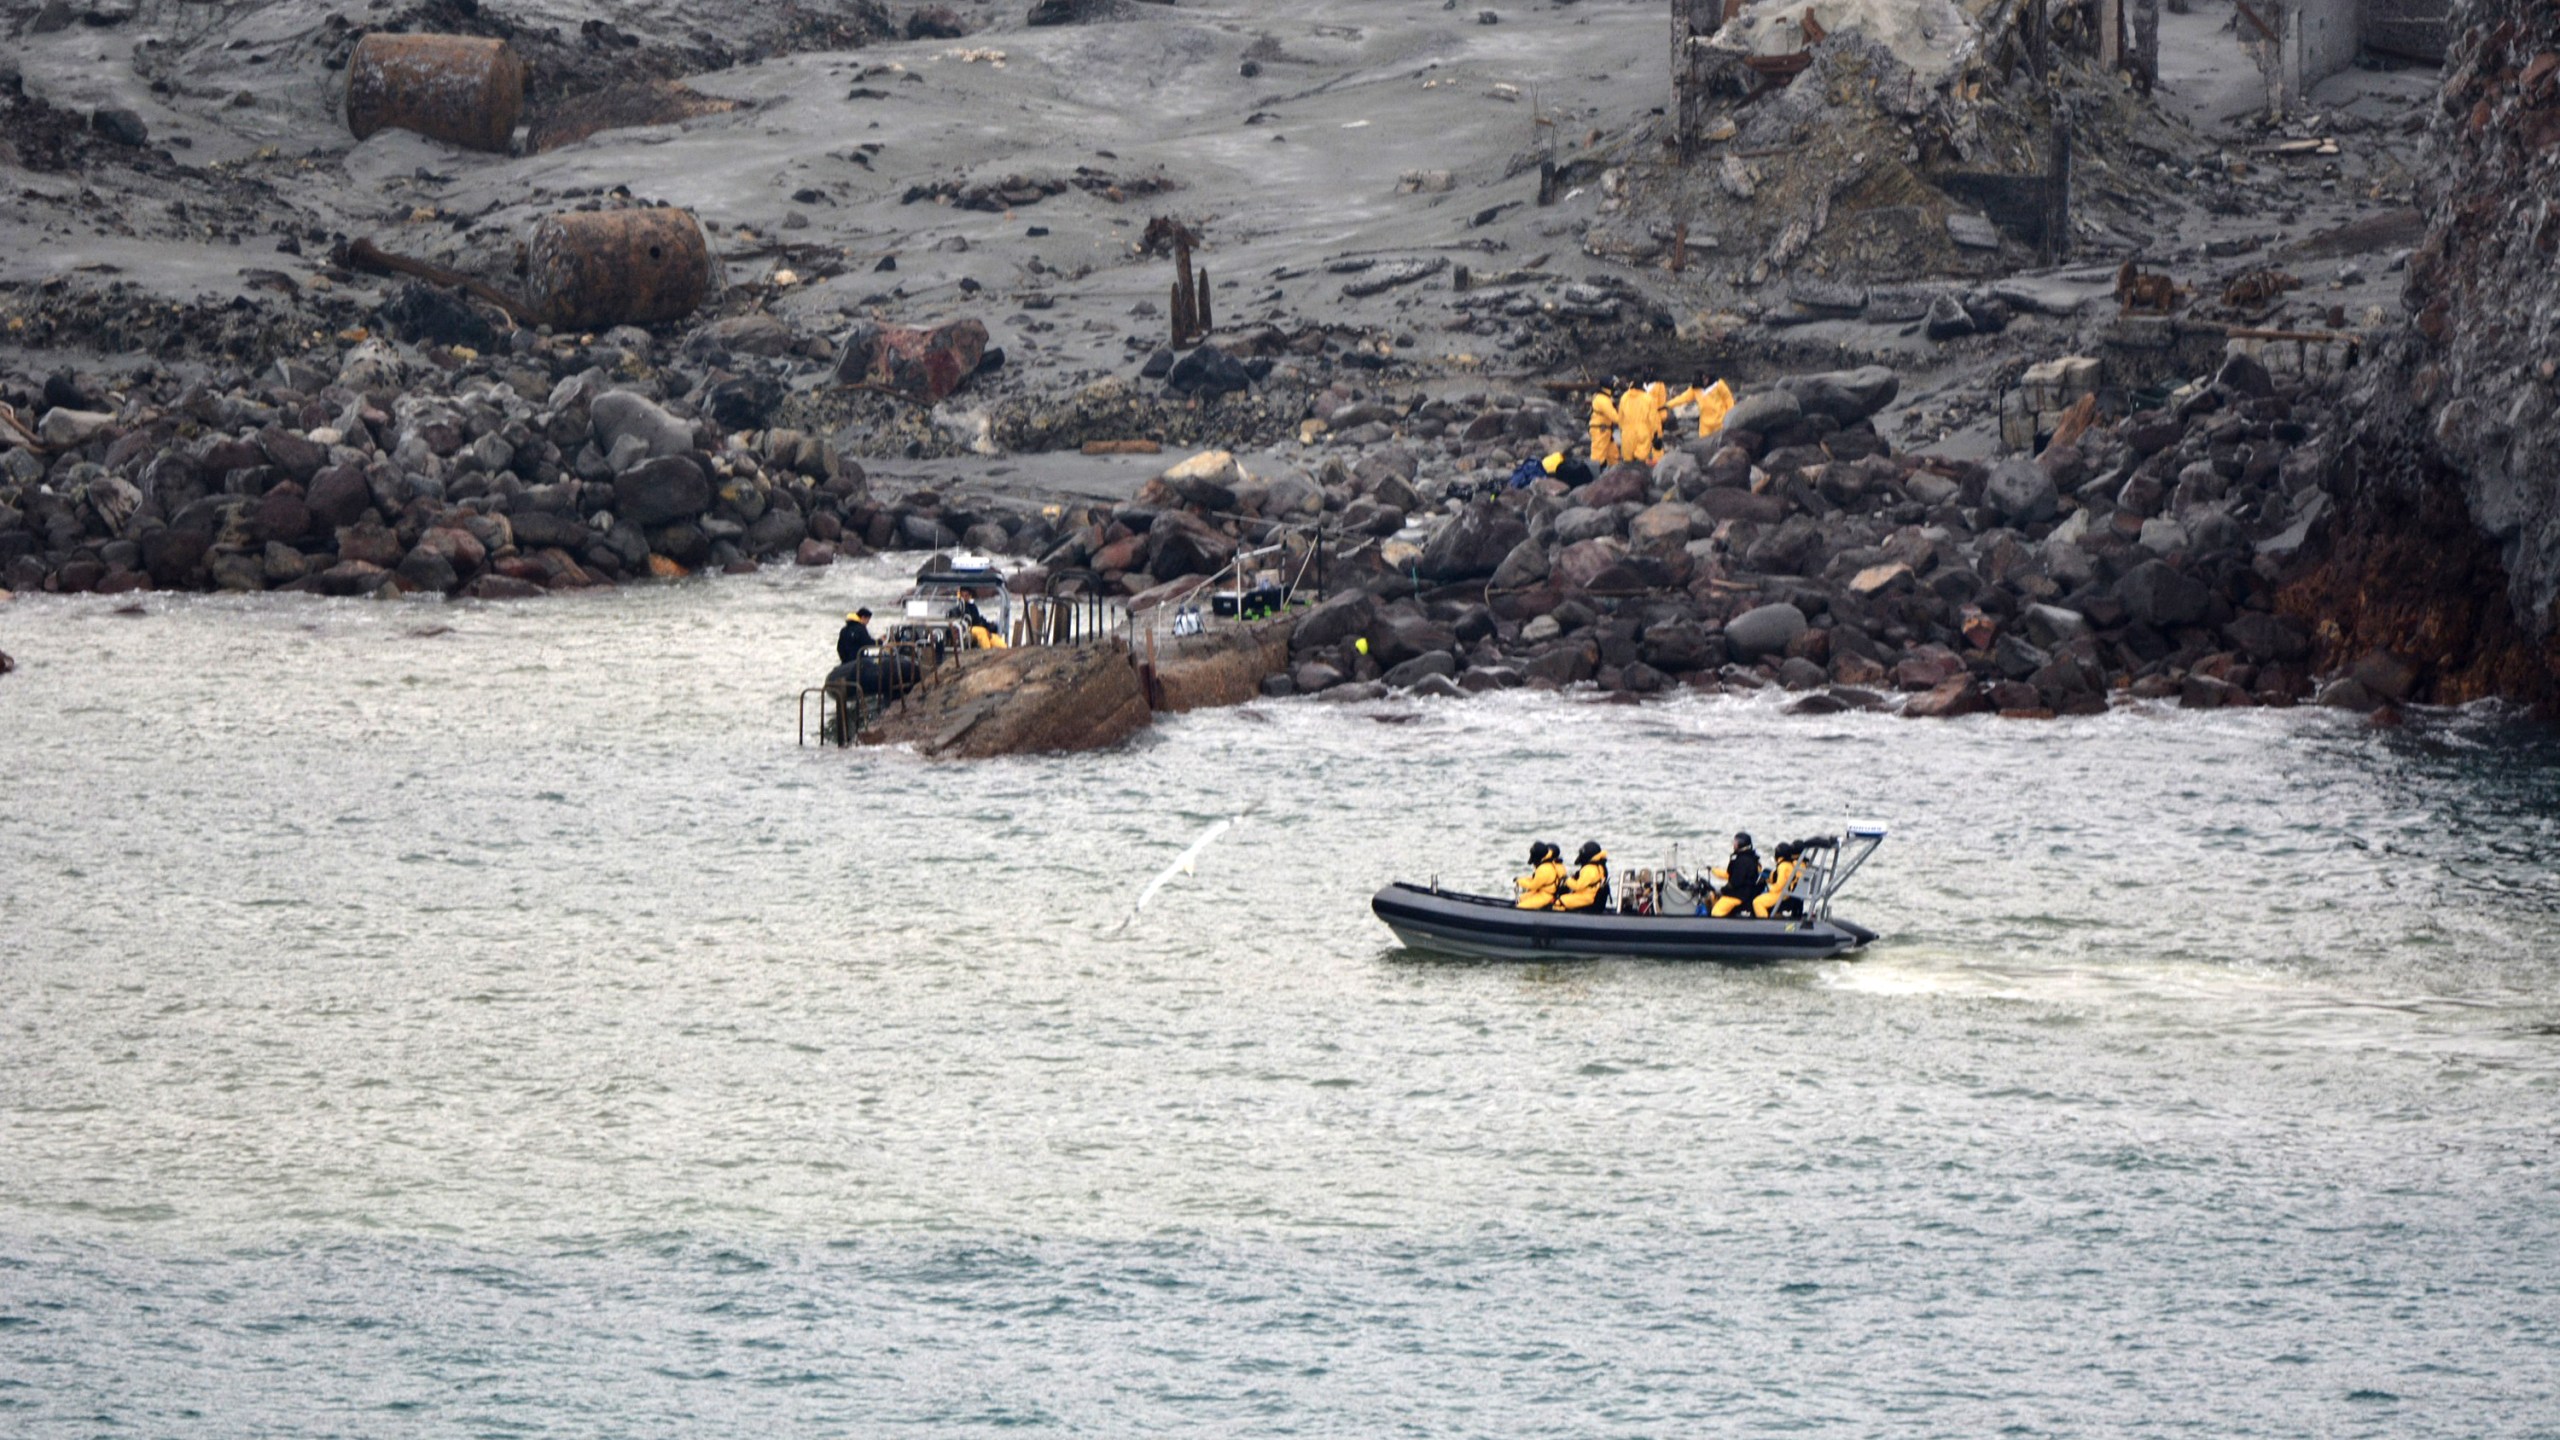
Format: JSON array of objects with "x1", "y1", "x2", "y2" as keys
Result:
[{"x1": 1371, "y1": 883, "x2": 1877, "y2": 963}]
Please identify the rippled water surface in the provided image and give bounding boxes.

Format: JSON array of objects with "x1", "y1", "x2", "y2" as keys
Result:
[{"x1": 4, "y1": 566, "x2": 2557, "y2": 1435}]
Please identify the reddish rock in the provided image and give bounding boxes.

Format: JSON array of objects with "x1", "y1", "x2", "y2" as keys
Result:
[
  {"x1": 415, "y1": 526, "x2": 487, "y2": 575},
  {"x1": 335, "y1": 519, "x2": 404, "y2": 568},
  {"x1": 1552, "y1": 537, "x2": 1624, "y2": 593},
  {"x1": 315, "y1": 559, "x2": 390, "y2": 596},
  {"x1": 1891, "y1": 646, "x2": 1967, "y2": 691},
  {"x1": 1903, "y1": 676, "x2": 1988, "y2": 718},
  {"x1": 258, "y1": 426, "x2": 327, "y2": 484},
  {"x1": 1091, "y1": 534, "x2": 1146, "y2": 573},
  {"x1": 1578, "y1": 462, "x2": 1651, "y2": 508},
  {"x1": 252, "y1": 482, "x2": 310, "y2": 546},
  {"x1": 795, "y1": 538, "x2": 836, "y2": 566},
  {"x1": 835, "y1": 318, "x2": 989, "y2": 402},
  {"x1": 465, "y1": 573, "x2": 546, "y2": 600},
  {"x1": 306, "y1": 466, "x2": 373, "y2": 531}
]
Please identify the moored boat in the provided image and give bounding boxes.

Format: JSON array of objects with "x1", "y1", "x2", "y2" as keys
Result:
[{"x1": 1372, "y1": 825, "x2": 1887, "y2": 963}]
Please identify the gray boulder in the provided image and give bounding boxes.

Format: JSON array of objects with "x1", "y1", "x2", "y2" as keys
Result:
[
  {"x1": 1778, "y1": 366, "x2": 1900, "y2": 423},
  {"x1": 613, "y1": 456, "x2": 712, "y2": 527},
  {"x1": 1290, "y1": 590, "x2": 1378, "y2": 653},
  {"x1": 1415, "y1": 500, "x2": 1528, "y2": 582},
  {"x1": 589, "y1": 391, "x2": 696, "y2": 461},
  {"x1": 1724, "y1": 601, "x2": 1808, "y2": 660},
  {"x1": 1384, "y1": 651, "x2": 1459, "y2": 688},
  {"x1": 1983, "y1": 458, "x2": 2058, "y2": 525},
  {"x1": 2117, "y1": 559, "x2": 2210, "y2": 628},
  {"x1": 2020, "y1": 603, "x2": 2089, "y2": 648},
  {"x1": 1489, "y1": 536, "x2": 1550, "y2": 590},
  {"x1": 1721, "y1": 388, "x2": 1800, "y2": 436}
]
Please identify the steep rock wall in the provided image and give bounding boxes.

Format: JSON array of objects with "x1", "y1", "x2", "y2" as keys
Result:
[{"x1": 2300, "y1": 0, "x2": 2560, "y2": 707}]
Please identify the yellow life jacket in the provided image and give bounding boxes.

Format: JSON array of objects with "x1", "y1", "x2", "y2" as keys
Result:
[
  {"x1": 1753, "y1": 858, "x2": 1799, "y2": 918},
  {"x1": 1557, "y1": 858, "x2": 1608, "y2": 910}
]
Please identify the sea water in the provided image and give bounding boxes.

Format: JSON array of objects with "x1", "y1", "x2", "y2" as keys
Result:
[{"x1": 3, "y1": 561, "x2": 2556, "y2": 1435}]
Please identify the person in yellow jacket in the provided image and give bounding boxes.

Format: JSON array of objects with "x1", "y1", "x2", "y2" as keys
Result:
[
  {"x1": 1666, "y1": 377, "x2": 1736, "y2": 439},
  {"x1": 962, "y1": 599, "x2": 1009, "y2": 648},
  {"x1": 1514, "y1": 840, "x2": 1565, "y2": 910},
  {"x1": 1753, "y1": 842, "x2": 1802, "y2": 918},
  {"x1": 1615, "y1": 383, "x2": 1665, "y2": 465},
  {"x1": 1556, "y1": 841, "x2": 1612, "y2": 911},
  {"x1": 1587, "y1": 388, "x2": 1622, "y2": 466}
]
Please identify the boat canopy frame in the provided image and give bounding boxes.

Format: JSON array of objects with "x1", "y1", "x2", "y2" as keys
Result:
[{"x1": 1805, "y1": 824, "x2": 1887, "y2": 920}]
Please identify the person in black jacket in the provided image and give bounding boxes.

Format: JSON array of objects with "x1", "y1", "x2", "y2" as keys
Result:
[
  {"x1": 836, "y1": 608, "x2": 875, "y2": 665},
  {"x1": 1710, "y1": 833, "x2": 1762, "y2": 918}
]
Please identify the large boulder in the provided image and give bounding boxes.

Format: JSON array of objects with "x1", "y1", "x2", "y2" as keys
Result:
[
  {"x1": 1144, "y1": 509, "x2": 1237, "y2": 579},
  {"x1": 1165, "y1": 344, "x2": 1251, "y2": 398},
  {"x1": 1778, "y1": 366, "x2": 1899, "y2": 423},
  {"x1": 2224, "y1": 610, "x2": 2311, "y2": 664},
  {"x1": 1552, "y1": 538, "x2": 1625, "y2": 593},
  {"x1": 1638, "y1": 620, "x2": 1720, "y2": 672},
  {"x1": 1983, "y1": 457, "x2": 2058, "y2": 525},
  {"x1": 1903, "y1": 676, "x2": 1989, "y2": 718},
  {"x1": 1415, "y1": 500, "x2": 1528, "y2": 582},
  {"x1": 614, "y1": 456, "x2": 712, "y2": 527},
  {"x1": 396, "y1": 543, "x2": 461, "y2": 594},
  {"x1": 835, "y1": 318, "x2": 990, "y2": 402},
  {"x1": 1489, "y1": 536, "x2": 1550, "y2": 589},
  {"x1": 589, "y1": 391, "x2": 696, "y2": 461},
  {"x1": 1291, "y1": 589, "x2": 1378, "y2": 652},
  {"x1": 1160, "y1": 450, "x2": 1242, "y2": 511},
  {"x1": 1578, "y1": 462, "x2": 1652, "y2": 509},
  {"x1": 1627, "y1": 500, "x2": 1695, "y2": 548},
  {"x1": 305, "y1": 465, "x2": 373, "y2": 531},
  {"x1": 2117, "y1": 559, "x2": 2210, "y2": 628},
  {"x1": 1724, "y1": 601, "x2": 1808, "y2": 660},
  {"x1": 1721, "y1": 388, "x2": 1800, "y2": 437}
]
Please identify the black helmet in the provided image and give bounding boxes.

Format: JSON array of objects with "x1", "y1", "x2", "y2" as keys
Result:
[
  {"x1": 1775, "y1": 842, "x2": 1798, "y2": 861},
  {"x1": 1733, "y1": 832, "x2": 1753, "y2": 850},
  {"x1": 1535, "y1": 839, "x2": 1558, "y2": 865},
  {"x1": 1528, "y1": 840, "x2": 1545, "y2": 865},
  {"x1": 1575, "y1": 841, "x2": 1604, "y2": 866}
]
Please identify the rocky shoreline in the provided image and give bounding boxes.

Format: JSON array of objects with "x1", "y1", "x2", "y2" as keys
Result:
[{"x1": 0, "y1": 308, "x2": 2455, "y2": 726}]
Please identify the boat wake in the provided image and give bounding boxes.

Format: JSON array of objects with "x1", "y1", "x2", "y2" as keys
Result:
[{"x1": 1113, "y1": 795, "x2": 1267, "y2": 934}]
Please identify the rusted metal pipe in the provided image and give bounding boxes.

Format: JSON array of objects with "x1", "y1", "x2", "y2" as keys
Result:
[
  {"x1": 344, "y1": 34, "x2": 525, "y2": 155},
  {"x1": 339, "y1": 237, "x2": 536, "y2": 326},
  {"x1": 524, "y1": 208, "x2": 712, "y2": 332}
]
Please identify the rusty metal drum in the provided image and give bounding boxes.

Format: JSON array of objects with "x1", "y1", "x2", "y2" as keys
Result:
[
  {"x1": 524, "y1": 208, "x2": 712, "y2": 332},
  {"x1": 344, "y1": 34, "x2": 525, "y2": 155}
]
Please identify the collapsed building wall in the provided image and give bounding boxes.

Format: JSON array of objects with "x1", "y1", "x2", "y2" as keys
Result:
[{"x1": 2252, "y1": 0, "x2": 2455, "y2": 117}]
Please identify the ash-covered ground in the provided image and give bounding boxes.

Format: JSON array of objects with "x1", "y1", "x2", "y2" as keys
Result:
[{"x1": 10, "y1": 0, "x2": 2539, "y2": 718}]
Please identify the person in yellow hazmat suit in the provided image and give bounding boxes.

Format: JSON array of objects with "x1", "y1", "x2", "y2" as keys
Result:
[
  {"x1": 1556, "y1": 841, "x2": 1612, "y2": 911},
  {"x1": 1754, "y1": 842, "x2": 1802, "y2": 918},
  {"x1": 1615, "y1": 383, "x2": 1665, "y2": 464},
  {"x1": 1667, "y1": 377, "x2": 1737, "y2": 438},
  {"x1": 961, "y1": 599, "x2": 1009, "y2": 648},
  {"x1": 1514, "y1": 840, "x2": 1565, "y2": 910},
  {"x1": 1587, "y1": 388, "x2": 1622, "y2": 465}
]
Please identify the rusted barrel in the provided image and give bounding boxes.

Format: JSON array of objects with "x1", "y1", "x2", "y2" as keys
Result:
[
  {"x1": 344, "y1": 34, "x2": 525, "y2": 154},
  {"x1": 524, "y1": 208, "x2": 712, "y2": 332}
]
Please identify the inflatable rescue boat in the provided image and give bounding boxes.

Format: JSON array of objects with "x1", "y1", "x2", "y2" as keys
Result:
[{"x1": 1372, "y1": 825, "x2": 1886, "y2": 963}]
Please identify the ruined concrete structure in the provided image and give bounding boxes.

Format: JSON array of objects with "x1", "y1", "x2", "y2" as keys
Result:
[{"x1": 2242, "y1": 0, "x2": 2454, "y2": 116}]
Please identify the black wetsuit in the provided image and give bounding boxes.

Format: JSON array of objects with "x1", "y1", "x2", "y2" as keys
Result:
[{"x1": 836, "y1": 619, "x2": 875, "y2": 665}]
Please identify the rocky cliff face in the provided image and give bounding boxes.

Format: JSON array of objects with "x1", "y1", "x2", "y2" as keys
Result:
[{"x1": 2309, "y1": 0, "x2": 2560, "y2": 704}]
